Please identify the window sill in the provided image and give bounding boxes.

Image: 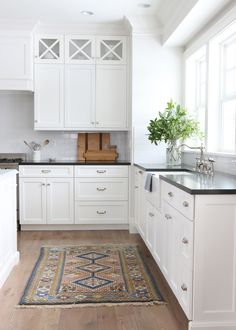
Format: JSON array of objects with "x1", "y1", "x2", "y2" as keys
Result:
[{"x1": 182, "y1": 150, "x2": 236, "y2": 159}]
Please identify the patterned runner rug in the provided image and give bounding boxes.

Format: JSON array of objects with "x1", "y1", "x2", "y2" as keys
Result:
[{"x1": 19, "y1": 244, "x2": 164, "y2": 307}]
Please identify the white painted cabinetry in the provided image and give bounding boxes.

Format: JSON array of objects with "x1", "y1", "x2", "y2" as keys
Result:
[
  {"x1": 64, "y1": 64, "x2": 95, "y2": 128},
  {"x1": 19, "y1": 166, "x2": 74, "y2": 225},
  {"x1": 0, "y1": 35, "x2": 33, "y2": 90},
  {"x1": 134, "y1": 165, "x2": 236, "y2": 330},
  {"x1": 96, "y1": 65, "x2": 127, "y2": 128},
  {"x1": 0, "y1": 171, "x2": 19, "y2": 288},
  {"x1": 34, "y1": 64, "x2": 64, "y2": 128},
  {"x1": 35, "y1": 35, "x2": 64, "y2": 63},
  {"x1": 75, "y1": 166, "x2": 129, "y2": 225},
  {"x1": 34, "y1": 34, "x2": 128, "y2": 130}
]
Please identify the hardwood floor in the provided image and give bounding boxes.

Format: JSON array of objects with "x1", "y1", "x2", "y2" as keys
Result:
[{"x1": 0, "y1": 231, "x2": 188, "y2": 330}]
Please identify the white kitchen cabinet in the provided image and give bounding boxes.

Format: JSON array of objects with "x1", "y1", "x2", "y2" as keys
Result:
[
  {"x1": 145, "y1": 201, "x2": 156, "y2": 252},
  {"x1": 74, "y1": 165, "x2": 129, "y2": 225},
  {"x1": 75, "y1": 201, "x2": 128, "y2": 225},
  {"x1": 96, "y1": 65, "x2": 127, "y2": 128},
  {"x1": 19, "y1": 167, "x2": 74, "y2": 225},
  {"x1": 34, "y1": 64, "x2": 64, "y2": 129},
  {"x1": 46, "y1": 178, "x2": 74, "y2": 224},
  {"x1": 96, "y1": 36, "x2": 126, "y2": 65},
  {"x1": 35, "y1": 35, "x2": 64, "y2": 63},
  {"x1": 65, "y1": 65, "x2": 95, "y2": 128},
  {"x1": 19, "y1": 178, "x2": 47, "y2": 224},
  {"x1": 0, "y1": 172, "x2": 19, "y2": 289},
  {"x1": 0, "y1": 35, "x2": 33, "y2": 90},
  {"x1": 65, "y1": 35, "x2": 95, "y2": 64}
]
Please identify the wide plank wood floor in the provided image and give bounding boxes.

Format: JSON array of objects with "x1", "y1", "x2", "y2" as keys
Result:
[{"x1": 0, "y1": 231, "x2": 188, "y2": 330}]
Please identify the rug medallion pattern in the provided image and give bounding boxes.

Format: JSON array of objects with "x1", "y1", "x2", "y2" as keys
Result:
[{"x1": 19, "y1": 245, "x2": 164, "y2": 306}]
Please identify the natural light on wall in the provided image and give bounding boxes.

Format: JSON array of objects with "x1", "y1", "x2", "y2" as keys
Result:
[{"x1": 185, "y1": 20, "x2": 236, "y2": 154}]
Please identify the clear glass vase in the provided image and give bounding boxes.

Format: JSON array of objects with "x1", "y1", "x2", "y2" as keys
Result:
[{"x1": 166, "y1": 141, "x2": 181, "y2": 165}]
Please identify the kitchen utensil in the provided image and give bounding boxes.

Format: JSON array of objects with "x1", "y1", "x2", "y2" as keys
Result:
[{"x1": 24, "y1": 141, "x2": 33, "y2": 151}]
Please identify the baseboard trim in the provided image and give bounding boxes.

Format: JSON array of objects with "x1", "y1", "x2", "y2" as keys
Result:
[
  {"x1": 189, "y1": 321, "x2": 236, "y2": 330},
  {"x1": 129, "y1": 223, "x2": 138, "y2": 234},
  {"x1": 21, "y1": 224, "x2": 129, "y2": 231},
  {"x1": 0, "y1": 251, "x2": 19, "y2": 289}
]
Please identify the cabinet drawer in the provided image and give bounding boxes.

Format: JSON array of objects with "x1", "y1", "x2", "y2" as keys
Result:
[
  {"x1": 74, "y1": 166, "x2": 128, "y2": 178},
  {"x1": 19, "y1": 166, "x2": 74, "y2": 178},
  {"x1": 75, "y1": 178, "x2": 128, "y2": 201},
  {"x1": 162, "y1": 181, "x2": 194, "y2": 220},
  {"x1": 75, "y1": 201, "x2": 128, "y2": 224}
]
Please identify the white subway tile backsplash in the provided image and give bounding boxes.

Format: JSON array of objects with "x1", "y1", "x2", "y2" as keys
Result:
[{"x1": 0, "y1": 93, "x2": 130, "y2": 161}]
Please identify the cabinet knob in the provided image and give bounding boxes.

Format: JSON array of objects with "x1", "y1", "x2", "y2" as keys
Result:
[
  {"x1": 183, "y1": 201, "x2": 189, "y2": 207},
  {"x1": 91, "y1": 121, "x2": 95, "y2": 125},
  {"x1": 182, "y1": 237, "x2": 189, "y2": 244},
  {"x1": 135, "y1": 185, "x2": 138, "y2": 189},
  {"x1": 96, "y1": 121, "x2": 99, "y2": 125},
  {"x1": 181, "y1": 283, "x2": 188, "y2": 291},
  {"x1": 47, "y1": 183, "x2": 51, "y2": 186},
  {"x1": 138, "y1": 171, "x2": 143, "y2": 174},
  {"x1": 42, "y1": 183, "x2": 46, "y2": 186},
  {"x1": 97, "y1": 210, "x2": 106, "y2": 215},
  {"x1": 34, "y1": 120, "x2": 38, "y2": 123},
  {"x1": 165, "y1": 214, "x2": 172, "y2": 220},
  {"x1": 148, "y1": 212, "x2": 155, "y2": 217},
  {"x1": 41, "y1": 170, "x2": 51, "y2": 173},
  {"x1": 168, "y1": 192, "x2": 173, "y2": 197},
  {"x1": 97, "y1": 187, "x2": 106, "y2": 191},
  {"x1": 97, "y1": 170, "x2": 106, "y2": 174}
]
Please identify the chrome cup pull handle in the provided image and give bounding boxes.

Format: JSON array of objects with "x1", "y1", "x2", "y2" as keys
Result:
[
  {"x1": 165, "y1": 214, "x2": 172, "y2": 220},
  {"x1": 183, "y1": 201, "x2": 189, "y2": 207},
  {"x1": 168, "y1": 191, "x2": 173, "y2": 197},
  {"x1": 41, "y1": 170, "x2": 51, "y2": 173},
  {"x1": 97, "y1": 187, "x2": 106, "y2": 191},
  {"x1": 97, "y1": 170, "x2": 106, "y2": 174},
  {"x1": 97, "y1": 210, "x2": 106, "y2": 215}
]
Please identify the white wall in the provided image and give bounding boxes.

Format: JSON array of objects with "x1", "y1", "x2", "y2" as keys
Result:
[
  {"x1": 131, "y1": 34, "x2": 182, "y2": 163},
  {"x1": 0, "y1": 92, "x2": 130, "y2": 160}
]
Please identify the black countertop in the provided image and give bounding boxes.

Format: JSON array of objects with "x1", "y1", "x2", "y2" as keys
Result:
[
  {"x1": 20, "y1": 160, "x2": 131, "y2": 166},
  {"x1": 134, "y1": 162, "x2": 236, "y2": 194}
]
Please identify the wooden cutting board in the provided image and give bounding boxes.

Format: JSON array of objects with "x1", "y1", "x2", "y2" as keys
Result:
[{"x1": 77, "y1": 133, "x2": 118, "y2": 161}]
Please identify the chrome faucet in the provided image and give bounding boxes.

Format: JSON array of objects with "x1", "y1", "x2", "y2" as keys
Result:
[{"x1": 180, "y1": 143, "x2": 215, "y2": 175}]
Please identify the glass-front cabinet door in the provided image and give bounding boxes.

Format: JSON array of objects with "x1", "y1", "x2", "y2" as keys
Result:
[
  {"x1": 65, "y1": 36, "x2": 95, "y2": 64},
  {"x1": 35, "y1": 35, "x2": 64, "y2": 63},
  {"x1": 96, "y1": 36, "x2": 126, "y2": 65}
]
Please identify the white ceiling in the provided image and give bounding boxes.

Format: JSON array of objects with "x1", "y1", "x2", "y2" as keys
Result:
[{"x1": 0, "y1": 0, "x2": 162, "y2": 24}]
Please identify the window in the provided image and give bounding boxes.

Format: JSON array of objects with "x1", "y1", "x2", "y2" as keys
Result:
[
  {"x1": 185, "y1": 46, "x2": 207, "y2": 144},
  {"x1": 185, "y1": 20, "x2": 236, "y2": 154}
]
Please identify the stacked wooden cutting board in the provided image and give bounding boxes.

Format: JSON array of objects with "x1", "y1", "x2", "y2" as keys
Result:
[{"x1": 78, "y1": 133, "x2": 119, "y2": 161}]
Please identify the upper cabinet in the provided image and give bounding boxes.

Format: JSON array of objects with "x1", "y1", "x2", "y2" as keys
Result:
[
  {"x1": 35, "y1": 35, "x2": 64, "y2": 63},
  {"x1": 65, "y1": 36, "x2": 95, "y2": 64},
  {"x1": 97, "y1": 37, "x2": 126, "y2": 65},
  {"x1": 34, "y1": 34, "x2": 128, "y2": 131},
  {"x1": 0, "y1": 34, "x2": 33, "y2": 90},
  {"x1": 64, "y1": 35, "x2": 126, "y2": 65}
]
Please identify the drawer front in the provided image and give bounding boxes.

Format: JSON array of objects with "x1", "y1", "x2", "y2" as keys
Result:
[
  {"x1": 75, "y1": 201, "x2": 128, "y2": 224},
  {"x1": 178, "y1": 265, "x2": 193, "y2": 320},
  {"x1": 162, "y1": 181, "x2": 194, "y2": 220},
  {"x1": 19, "y1": 166, "x2": 74, "y2": 178},
  {"x1": 75, "y1": 178, "x2": 128, "y2": 201},
  {"x1": 75, "y1": 166, "x2": 128, "y2": 178}
]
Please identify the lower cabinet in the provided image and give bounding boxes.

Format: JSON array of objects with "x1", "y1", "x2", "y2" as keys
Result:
[
  {"x1": 19, "y1": 165, "x2": 129, "y2": 227},
  {"x1": 20, "y1": 177, "x2": 74, "y2": 224},
  {"x1": 74, "y1": 166, "x2": 129, "y2": 224}
]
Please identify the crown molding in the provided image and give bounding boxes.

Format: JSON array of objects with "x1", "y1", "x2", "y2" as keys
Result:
[{"x1": 125, "y1": 16, "x2": 162, "y2": 36}]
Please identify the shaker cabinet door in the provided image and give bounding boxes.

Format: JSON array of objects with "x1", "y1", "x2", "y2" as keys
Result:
[
  {"x1": 34, "y1": 64, "x2": 64, "y2": 129},
  {"x1": 65, "y1": 65, "x2": 95, "y2": 128},
  {"x1": 19, "y1": 178, "x2": 47, "y2": 224},
  {"x1": 96, "y1": 65, "x2": 127, "y2": 129}
]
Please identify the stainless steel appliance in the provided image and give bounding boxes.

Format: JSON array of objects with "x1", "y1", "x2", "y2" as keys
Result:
[{"x1": 0, "y1": 153, "x2": 26, "y2": 231}]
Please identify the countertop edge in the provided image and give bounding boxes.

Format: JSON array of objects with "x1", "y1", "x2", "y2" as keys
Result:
[
  {"x1": 20, "y1": 161, "x2": 131, "y2": 166},
  {"x1": 159, "y1": 175, "x2": 236, "y2": 195}
]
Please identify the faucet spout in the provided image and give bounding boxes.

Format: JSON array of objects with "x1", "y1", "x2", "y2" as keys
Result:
[{"x1": 181, "y1": 143, "x2": 205, "y2": 162}]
